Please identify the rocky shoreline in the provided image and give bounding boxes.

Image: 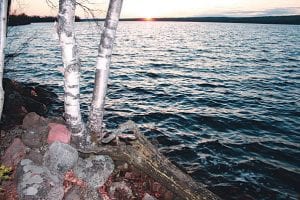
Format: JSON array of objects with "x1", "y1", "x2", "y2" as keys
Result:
[
  {"x1": 0, "y1": 79, "x2": 177, "y2": 200},
  {"x1": 1, "y1": 112, "x2": 175, "y2": 200},
  {"x1": 0, "y1": 79, "x2": 219, "y2": 200}
]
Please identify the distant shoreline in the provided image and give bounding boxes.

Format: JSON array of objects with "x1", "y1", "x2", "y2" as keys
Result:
[
  {"x1": 8, "y1": 15, "x2": 300, "y2": 26},
  {"x1": 83, "y1": 15, "x2": 300, "y2": 25}
]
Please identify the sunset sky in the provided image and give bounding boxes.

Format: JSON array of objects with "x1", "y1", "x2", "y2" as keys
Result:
[{"x1": 11, "y1": 0, "x2": 300, "y2": 18}]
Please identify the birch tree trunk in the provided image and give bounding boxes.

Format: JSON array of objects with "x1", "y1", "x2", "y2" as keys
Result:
[
  {"x1": 57, "y1": 0, "x2": 84, "y2": 134},
  {"x1": 88, "y1": 0, "x2": 123, "y2": 138},
  {"x1": 0, "y1": 0, "x2": 8, "y2": 120}
]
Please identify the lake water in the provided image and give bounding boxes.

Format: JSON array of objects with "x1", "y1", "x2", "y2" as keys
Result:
[{"x1": 6, "y1": 22, "x2": 300, "y2": 199}]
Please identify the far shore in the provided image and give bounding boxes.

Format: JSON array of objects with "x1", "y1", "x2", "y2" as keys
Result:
[{"x1": 8, "y1": 15, "x2": 300, "y2": 26}]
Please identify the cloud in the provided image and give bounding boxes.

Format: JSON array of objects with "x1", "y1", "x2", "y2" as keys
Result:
[
  {"x1": 260, "y1": 7, "x2": 300, "y2": 16},
  {"x1": 196, "y1": 7, "x2": 300, "y2": 17}
]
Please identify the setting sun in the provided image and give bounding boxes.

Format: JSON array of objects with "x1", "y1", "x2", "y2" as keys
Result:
[{"x1": 144, "y1": 17, "x2": 154, "y2": 21}]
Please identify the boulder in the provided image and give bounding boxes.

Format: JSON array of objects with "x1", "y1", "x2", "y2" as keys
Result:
[
  {"x1": 143, "y1": 193, "x2": 158, "y2": 200},
  {"x1": 22, "y1": 112, "x2": 48, "y2": 131},
  {"x1": 74, "y1": 155, "x2": 114, "y2": 188},
  {"x1": 1, "y1": 138, "x2": 27, "y2": 168},
  {"x1": 1, "y1": 78, "x2": 63, "y2": 129},
  {"x1": 17, "y1": 159, "x2": 64, "y2": 200},
  {"x1": 109, "y1": 181, "x2": 133, "y2": 199},
  {"x1": 43, "y1": 142, "x2": 78, "y2": 176},
  {"x1": 21, "y1": 112, "x2": 49, "y2": 148},
  {"x1": 64, "y1": 186, "x2": 100, "y2": 200},
  {"x1": 47, "y1": 123, "x2": 71, "y2": 144}
]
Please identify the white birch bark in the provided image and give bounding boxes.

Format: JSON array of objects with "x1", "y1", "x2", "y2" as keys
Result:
[
  {"x1": 57, "y1": 0, "x2": 84, "y2": 134},
  {"x1": 0, "y1": 0, "x2": 8, "y2": 120},
  {"x1": 88, "y1": 0, "x2": 123, "y2": 138}
]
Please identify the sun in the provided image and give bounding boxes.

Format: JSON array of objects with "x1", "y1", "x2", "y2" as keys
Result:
[{"x1": 144, "y1": 17, "x2": 154, "y2": 21}]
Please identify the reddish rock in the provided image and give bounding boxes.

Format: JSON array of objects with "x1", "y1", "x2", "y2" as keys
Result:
[
  {"x1": 143, "y1": 193, "x2": 158, "y2": 200},
  {"x1": 1, "y1": 181, "x2": 18, "y2": 200},
  {"x1": 163, "y1": 191, "x2": 174, "y2": 200},
  {"x1": 0, "y1": 138, "x2": 26, "y2": 168},
  {"x1": 47, "y1": 123, "x2": 71, "y2": 144},
  {"x1": 152, "y1": 182, "x2": 161, "y2": 192}
]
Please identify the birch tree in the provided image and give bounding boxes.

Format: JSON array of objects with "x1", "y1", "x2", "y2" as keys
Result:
[
  {"x1": 0, "y1": 0, "x2": 8, "y2": 120},
  {"x1": 88, "y1": 0, "x2": 123, "y2": 139},
  {"x1": 57, "y1": 0, "x2": 84, "y2": 134}
]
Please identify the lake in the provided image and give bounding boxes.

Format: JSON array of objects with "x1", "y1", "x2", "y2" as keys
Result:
[{"x1": 6, "y1": 21, "x2": 300, "y2": 199}]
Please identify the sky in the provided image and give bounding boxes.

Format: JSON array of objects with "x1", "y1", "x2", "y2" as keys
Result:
[{"x1": 11, "y1": 0, "x2": 300, "y2": 18}]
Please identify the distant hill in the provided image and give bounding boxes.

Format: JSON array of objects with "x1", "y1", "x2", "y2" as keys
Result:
[
  {"x1": 82, "y1": 15, "x2": 300, "y2": 25},
  {"x1": 8, "y1": 14, "x2": 81, "y2": 26}
]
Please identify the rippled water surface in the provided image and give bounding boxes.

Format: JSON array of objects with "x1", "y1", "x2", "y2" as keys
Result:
[{"x1": 6, "y1": 22, "x2": 300, "y2": 199}]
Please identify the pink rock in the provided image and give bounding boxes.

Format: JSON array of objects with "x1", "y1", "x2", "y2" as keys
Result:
[
  {"x1": 47, "y1": 123, "x2": 71, "y2": 144},
  {"x1": 1, "y1": 138, "x2": 26, "y2": 168}
]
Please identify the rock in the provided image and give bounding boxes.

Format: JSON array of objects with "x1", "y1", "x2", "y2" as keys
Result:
[
  {"x1": 1, "y1": 78, "x2": 63, "y2": 129},
  {"x1": 17, "y1": 159, "x2": 64, "y2": 200},
  {"x1": 25, "y1": 150, "x2": 43, "y2": 166},
  {"x1": 152, "y1": 182, "x2": 161, "y2": 192},
  {"x1": 109, "y1": 181, "x2": 133, "y2": 199},
  {"x1": 64, "y1": 186, "x2": 81, "y2": 200},
  {"x1": 43, "y1": 142, "x2": 78, "y2": 176},
  {"x1": 22, "y1": 112, "x2": 47, "y2": 131},
  {"x1": 23, "y1": 96, "x2": 48, "y2": 116},
  {"x1": 163, "y1": 191, "x2": 174, "y2": 200},
  {"x1": 1, "y1": 138, "x2": 27, "y2": 168},
  {"x1": 64, "y1": 185, "x2": 100, "y2": 200},
  {"x1": 143, "y1": 193, "x2": 158, "y2": 200},
  {"x1": 47, "y1": 123, "x2": 71, "y2": 144},
  {"x1": 21, "y1": 113, "x2": 49, "y2": 148},
  {"x1": 81, "y1": 186, "x2": 101, "y2": 200},
  {"x1": 22, "y1": 131, "x2": 45, "y2": 148},
  {"x1": 74, "y1": 155, "x2": 114, "y2": 188}
]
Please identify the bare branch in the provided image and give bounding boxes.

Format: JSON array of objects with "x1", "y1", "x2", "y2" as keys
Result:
[{"x1": 4, "y1": 33, "x2": 36, "y2": 66}]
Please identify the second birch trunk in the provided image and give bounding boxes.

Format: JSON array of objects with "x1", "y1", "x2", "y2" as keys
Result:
[
  {"x1": 0, "y1": 0, "x2": 8, "y2": 120},
  {"x1": 57, "y1": 0, "x2": 84, "y2": 134},
  {"x1": 88, "y1": 0, "x2": 123, "y2": 138}
]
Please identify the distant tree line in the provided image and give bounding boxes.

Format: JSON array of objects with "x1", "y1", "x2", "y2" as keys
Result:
[
  {"x1": 8, "y1": 13, "x2": 81, "y2": 26},
  {"x1": 118, "y1": 15, "x2": 300, "y2": 25}
]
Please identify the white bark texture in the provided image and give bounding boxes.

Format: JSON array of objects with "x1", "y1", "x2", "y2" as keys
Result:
[
  {"x1": 0, "y1": 0, "x2": 8, "y2": 120},
  {"x1": 88, "y1": 0, "x2": 123, "y2": 137},
  {"x1": 57, "y1": 0, "x2": 83, "y2": 134}
]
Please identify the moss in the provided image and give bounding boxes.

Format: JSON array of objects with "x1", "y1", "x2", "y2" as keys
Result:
[{"x1": 0, "y1": 164, "x2": 12, "y2": 181}]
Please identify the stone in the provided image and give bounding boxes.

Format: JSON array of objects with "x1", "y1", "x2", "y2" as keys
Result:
[
  {"x1": 17, "y1": 159, "x2": 64, "y2": 200},
  {"x1": 64, "y1": 185, "x2": 100, "y2": 200},
  {"x1": 47, "y1": 123, "x2": 71, "y2": 144},
  {"x1": 25, "y1": 150, "x2": 43, "y2": 165},
  {"x1": 22, "y1": 112, "x2": 47, "y2": 131},
  {"x1": 22, "y1": 131, "x2": 45, "y2": 148},
  {"x1": 152, "y1": 182, "x2": 161, "y2": 192},
  {"x1": 1, "y1": 138, "x2": 27, "y2": 168},
  {"x1": 22, "y1": 112, "x2": 48, "y2": 148},
  {"x1": 109, "y1": 181, "x2": 133, "y2": 199},
  {"x1": 143, "y1": 193, "x2": 158, "y2": 200},
  {"x1": 81, "y1": 186, "x2": 101, "y2": 200},
  {"x1": 74, "y1": 155, "x2": 114, "y2": 188},
  {"x1": 43, "y1": 142, "x2": 78, "y2": 176},
  {"x1": 64, "y1": 186, "x2": 81, "y2": 200},
  {"x1": 163, "y1": 191, "x2": 174, "y2": 200}
]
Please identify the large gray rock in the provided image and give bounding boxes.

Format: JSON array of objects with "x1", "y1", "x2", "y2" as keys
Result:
[
  {"x1": 17, "y1": 159, "x2": 64, "y2": 200},
  {"x1": 43, "y1": 142, "x2": 78, "y2": 175},
  {"x1": 74, "y1": 155, "x2": 114, "y2": 188}
]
